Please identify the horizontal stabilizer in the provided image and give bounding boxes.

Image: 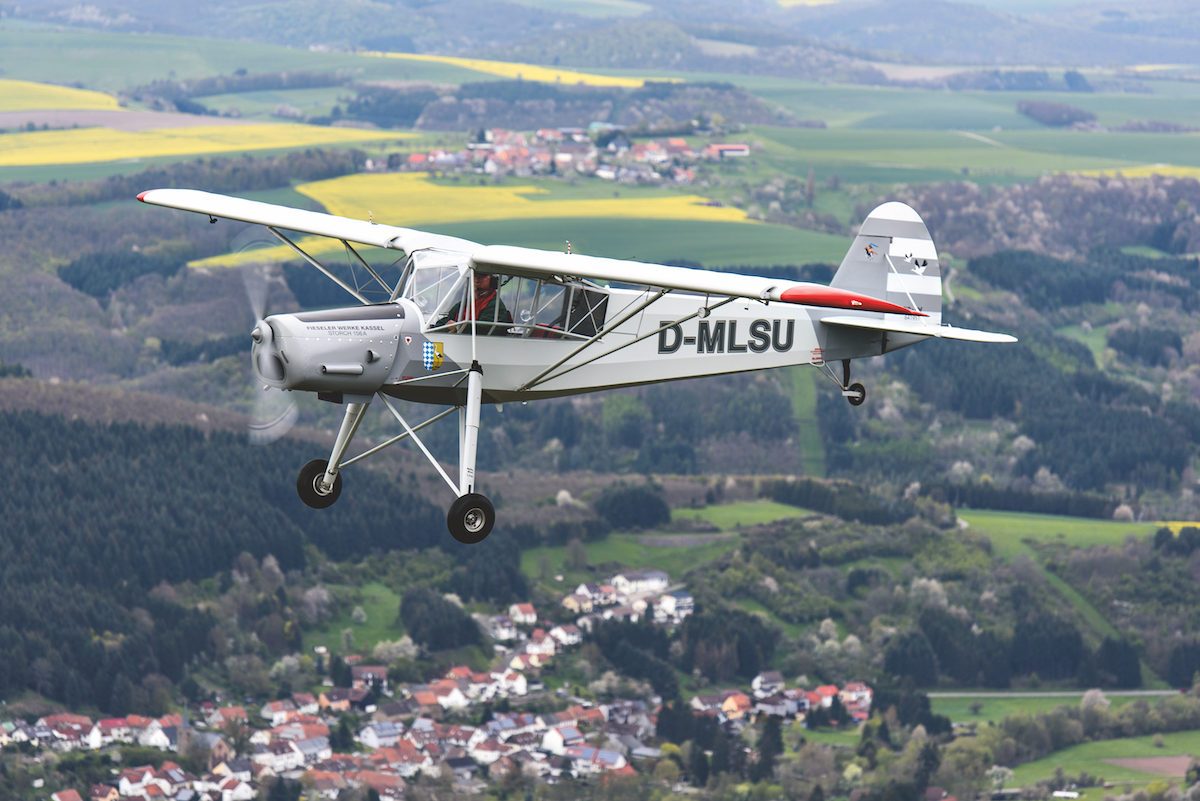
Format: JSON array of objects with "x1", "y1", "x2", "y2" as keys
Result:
[{"x1": 819, "y1": 315, "x2": 1017, "y2": 343}]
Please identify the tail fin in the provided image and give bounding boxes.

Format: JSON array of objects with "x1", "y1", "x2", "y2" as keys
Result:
[{"x1": 831, "y1": 202, "x2": 942, "y2": 323}]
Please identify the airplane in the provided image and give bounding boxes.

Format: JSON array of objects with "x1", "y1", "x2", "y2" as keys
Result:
[{"x1": 138, "y1": 188, "x2": 1016, "y2": 544}]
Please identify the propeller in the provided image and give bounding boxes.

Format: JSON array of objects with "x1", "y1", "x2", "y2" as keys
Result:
[{"x1": 241, "y1": 262, "x2": 298, "y2": 445}]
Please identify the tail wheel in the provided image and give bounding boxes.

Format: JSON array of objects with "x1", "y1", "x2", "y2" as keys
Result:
[
  {"x1": 847, "y1": 382, "x2": 866, "y2": 406},
  {"x1": 447, "y1": 493, "x2": 495, "y2": 544},
  {"x1": 297, "y1": 459, "x2": 342, "y2": 509}
]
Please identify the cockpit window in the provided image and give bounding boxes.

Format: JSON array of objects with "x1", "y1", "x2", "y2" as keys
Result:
[{"x1": 402, "y1": 251, "x2": 467, "y2": 328}]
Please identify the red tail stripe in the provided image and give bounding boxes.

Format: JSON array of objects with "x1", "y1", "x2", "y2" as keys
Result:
[{"x1": 778, "y1": 285, "x2": 926, "y2": 317}]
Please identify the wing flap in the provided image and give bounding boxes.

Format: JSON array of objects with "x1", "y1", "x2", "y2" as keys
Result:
[
  {"x1": 137, "y1": 188, "x2": 479, "y2": 254},
  {"x1": 820, "y1": 315, "x2": 1017, "y2": 343}
]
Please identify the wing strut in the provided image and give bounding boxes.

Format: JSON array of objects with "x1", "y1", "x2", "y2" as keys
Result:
[
  {"x1": 519, "y1": 295, "x2": 736, "y2": 392},
  {"x1": 341, "y1": 240, "x2": 394, "y2": 296},
  {"x1": 517, "y1": 288, "x2": 669, "y2": 391},
  {"x1": 268, "y1": 227, "x2": 370, "y2": 305}
]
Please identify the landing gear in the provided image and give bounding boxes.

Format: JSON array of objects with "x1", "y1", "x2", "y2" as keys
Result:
[
  {"x1": 817, "y1": 358, "x2": 868, "y2": 406},
  {"x1": 295, "y1": 400, "x2": 369, "y2": 509},
  {"x1": 447, "y1": 493, "x2": 495, "y2": 544},
  {"x1": 846, "y1": 382, "x2": 866, "y2": 406},
  {"x1": 297, "y1": 458, "x2": 342, "y2": 508}
]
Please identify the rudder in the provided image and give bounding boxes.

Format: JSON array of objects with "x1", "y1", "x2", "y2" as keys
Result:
[{"x1": 830, "y1": 202, "x2": 942, "y2": 323}]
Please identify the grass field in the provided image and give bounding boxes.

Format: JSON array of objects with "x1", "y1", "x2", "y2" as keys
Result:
[
  {"x1": 931, "y1": 693, "x2": 1139, "y2": 723},
  {"x1": 300, "y1": 581, "x2": 404, "y2": 657},
  {"x1": 1008, "y1": 730, "x2": 1200, "y2": 787},
  {"x1": 0, "y1": 78, "x2": 123, "y2": 112},
  {"x1": 518, "y1": 532, "x2": 741, "y2": 591},
  {"x1": 0, "y1": 123, "x2": 415, "y2": 166},
  {"x1": 673, "y1": 499, "x2": 813, "y2": 529},
  {"x1": 791, "y1": 367, "x2": 825, "y2": 477},
  {"x1": 196, "y1": 87, "x2": 348, "y2": 121},
  {"x1": 0, "y1": 23, "x2": 492, "y2": 91},
  {"x1": 1057, "y1": 324, "x2": 1108, "y2": 366},
  {"x1": 957, "y1": 509, "x2": 1158, "y2": 560}
]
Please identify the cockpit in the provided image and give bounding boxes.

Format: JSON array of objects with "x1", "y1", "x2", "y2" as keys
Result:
[{"x1": 397, "y1": 249, "x2": 609, "y2": 340}]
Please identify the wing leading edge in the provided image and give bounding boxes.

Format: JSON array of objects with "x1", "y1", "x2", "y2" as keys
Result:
[
  {"x1": 819, "y1": 315, "x2": 1017, "y2": 343},
  {"x1": 137, "y1": 188, "x2": 480, "y2": 254}
]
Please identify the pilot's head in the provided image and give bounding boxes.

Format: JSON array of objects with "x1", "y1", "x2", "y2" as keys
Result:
[{"x1": 473, "y1": 272, "x2": 499, "y2": 295}]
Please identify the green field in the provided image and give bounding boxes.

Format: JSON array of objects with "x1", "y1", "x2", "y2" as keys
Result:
[
  {"x1": 519, "y1": 532, "x2": 741, "y2": 590},
  {"x1": 1057, "y1": 324, "x2": 1108, "y2": 366},
  {"x1": 196, "y1": 87, "x2": 349, "y2": 121},
  {"x1": 791, "y1": 367, "x2": 825, "y2": 478},
  {"x1": 673, "y1": 499, "x2": 813, "y2": 529},
  {"x1": 1009, "y1": 730, "x2": 1200, "y2": 786},
  {"x1": 301, "y1": 581, "x2": 404, "y2": 657},
  {"x1": 958, "y1": 509, "x2": 1159, "y2": 560},
  {"x1": 990, "y1": 130, "x2": 1200, "y2": 167},
  {"x1": 931, "y1": 693, "x2": 1140, "y2": 723},
  {"x1": 0, "y1": 22, "x2": 490, "y2": 91},
  {"x1": 427, "y1": 217, "x2": 851, "y2": 267}
]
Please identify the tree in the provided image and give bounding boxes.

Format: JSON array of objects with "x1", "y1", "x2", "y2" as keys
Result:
[
  {"x1": 711, "y1": 734, "x2": 730, "y2": 776},
  {"x1": 399, "y1": 586, "x2": 481, "y2": 652},
  {"x1": 565, "y1": 539, "x2": 588, "y2": 572},
  {"x1": 223, "y1": 719, "x2": 252, "y2": 759},
  {"x1": 752, "y1": 715, "x2": 783, "y2": 781},
  {"x1": 805, "y1": 167, "x2": 816, "y2": 207},
  {"x1": 884, "y1": 630, "x2": 938, "y2": 687},
  {"x1": 690, "y1": 744, "x2": 710, "y2": 787},
  {"x1": 594, "y1": 482, "x2": 669, "y2": 530}
]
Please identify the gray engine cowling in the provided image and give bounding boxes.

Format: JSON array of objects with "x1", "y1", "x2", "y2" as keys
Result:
[{"x1": 252, "y1": 304, "x2": 406, "y2": 394}]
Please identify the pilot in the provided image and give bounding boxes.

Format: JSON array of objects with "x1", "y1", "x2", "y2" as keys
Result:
[{"x1": 439, "y1": 271, "x2": 512, "y2": 336}]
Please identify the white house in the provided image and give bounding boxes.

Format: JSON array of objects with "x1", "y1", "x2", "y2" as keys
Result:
[
  {"x1": 252, "y1": 741, "x2": 304, "y2": 773},
  {"x1": 655, "y1": 591, "x2": 694, "y2": 622},
  {"x1": 260, "y1": 700, "x2": 296, "y2": 727},
  {"x1": 549, "y1": 625, "x2": 582, "y2": 647},
  {"x1": 295, "y1": 736, "x2": 332, "y2": 765},
  {"x1": 609, "y1": 569, "x2": 668, "y2": 597},
  {"x1": 358, "y1": 721, "x2": 403, "y2": 749},
  {"x1": 541, "y1": 726, "x2": 584, "y2": 755},
  {"x1": 509, "y1": 604, "x2": 537, "y2": 626},
  {"x1": 752, "y1": 671, "x2": 785, "y2": 699},
  {"x1": 490, "y1": 615, "x2": 517, "y2": 641}
]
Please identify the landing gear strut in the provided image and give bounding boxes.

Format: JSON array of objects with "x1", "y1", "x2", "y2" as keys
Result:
[
  {"x1": 296, "y1": 400, "x2": 369, "y2": 509},
  {"x1": 447, "y1": 360, "x2": 495, "y2": 543}
]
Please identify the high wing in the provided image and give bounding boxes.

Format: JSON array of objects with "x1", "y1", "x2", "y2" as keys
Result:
[
  {"x1": 471, "y1": 245, "x2": 923, "y2": 317},
  {"x1": 138, "y1": 188, "x2": 1014, "y2": 342},
  {"x1": 137, "y1": 188, "x2": 480, "y2": 254}
]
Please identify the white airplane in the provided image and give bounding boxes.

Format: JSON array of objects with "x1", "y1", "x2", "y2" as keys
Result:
[{"x1": 138, "y1": 188, "x2": 1015, "y2": 544}]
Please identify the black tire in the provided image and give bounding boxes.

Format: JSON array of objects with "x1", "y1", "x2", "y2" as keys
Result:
[
  {"x1": 847, "y1": 382, "x2": 866, "y2": 406},
  {"x1": 297, "y1": 458, "x2": 342, "y2": 509},
  {"x1": 447, "y1": 493, "x2": 495, "y2": 544}
]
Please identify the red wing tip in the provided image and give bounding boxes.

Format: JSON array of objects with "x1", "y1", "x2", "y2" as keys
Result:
[{"x1": 136, "y1": 191, "x2": 148, "y2": 202}]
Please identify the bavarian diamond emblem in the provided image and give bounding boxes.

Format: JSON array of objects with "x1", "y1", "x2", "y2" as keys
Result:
[{"x1": 422, "y1": 341, "x2": 444, "y2": 370}]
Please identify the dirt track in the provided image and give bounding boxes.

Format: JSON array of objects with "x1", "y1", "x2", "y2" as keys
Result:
[
  {"x1": 0, "y1": 109, "x2": 258, "y2": 131},
  {"x1": 1102, "y1": 757, "x2": 1192, "y2": 776}
]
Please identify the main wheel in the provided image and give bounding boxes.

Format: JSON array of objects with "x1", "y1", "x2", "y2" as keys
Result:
[
  {"x1": 447, "y1": 493, "x2": 495, "y2": 544},
  {"x1": 847, "y1": 382, "x2": 866, "y2": 406},
  {"x1": 297, "y1": 459, "x2": 342, "y2": 509}
]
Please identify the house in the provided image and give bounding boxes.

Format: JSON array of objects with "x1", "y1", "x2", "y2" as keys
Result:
[
  {"x1": 319, "y1": 688, "x2": 353, "y2": 712},
  {"x1": 351, "y1": 665, "x2": 389, "y2": 693},
  {"x1": 840, "y1": 682, "x2": 873, "y2": 705},
  {"x1": 549, "y1": 624, "x2": 582, "y2": 647},
  {"x1": 489, "y1": 614, "x2": 517, "y2": 640},
  {"x1": 179, "y1": 730, "x2": 232, "y2": 771},
  {"x1": 212, "y1": 760, "x2": 253, "y2": 782},
  {"x1": 251, "y1": 740, "x2": 304, "y2": 773},
  {"x1": 96, "y1": 718, "x2": 131, "y2": 746},
  {"x1": 358, "y1": 721, "x2": 403, "y2": 749},
  {"x1": 752, "y1": 670, "x2": 785, "y2": 698},
  {"x1": 561, "y1": 594, "x2": 593, "y2": 614},
  {"x1": 655, "y1": 591, "x2": 694, "y2": 622},
  {"x1": 562, "y1": 745, "x2": 627, "y2": 775},
  {"x1": 292, "y1": 693, "x2": 319, "y2": 715},
  {"x1": 721, "y1": 693, "x2": 753, "y2": 720},
  {"x1": 756, "y1": 693, "x2": 794, "y2": 718},
  {"x1": 690, "y1": 693, "x2": 724, "y2": 712},
  {"x1": 702, "y1": 143, "x2": 750, "y2": 160},
  {"x1": 52, "y1": 790, "x2": 83, "y2": 801},
  {"x1": 90, "y1": 786, "x2": 119, "y2": 801},
  {"x1": 260, "y1": 700, "x2": 296, "y2": 727},
  {"x1": 815, "y1": 685, "x2": 840, "y2": 708},
  {"x1": 541, "y1": 726, "x2": 584, "y2": 755},
  {"x1": 428, "y1": 679, "x2": 470, "y2": 709},
  {"x1": 205, "y1": 707, "x2": 247, "y2": 729},
  {"x1": 217, "y1": 778, "x2": 255, "y2": 801},
  {"x1": 609, "y1": 568, "x2": 669, "y2": 597},
  {"x1": 295, "y1": 736, "x2": 332, "y2": 765},
  {"x1": 509, "y1": 603, "x2": 537, "y2": 626},
  {"x1": 117, "y1": 765, "x2": 158, "y2": 796},
  {"x1": 526, "y1": 629, "x2": 557, "y2": 657}
]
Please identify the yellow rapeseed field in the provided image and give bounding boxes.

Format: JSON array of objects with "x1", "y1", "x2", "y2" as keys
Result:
[
  {"x1": 0, "y1": 124, "x2": 415, "y2": 166},
  {"x1": 362, "y1": 51, "x2": 674, "y2": 88},
  {"x1": 1079, "y1": 163, "x2": 1200, "y2": 180},
  {"x1": 0, "y1": 79, "x2": 124, "y2": 113},
  {"x1": 192, "y1": 172, "x2": 752, "y2": 267}
]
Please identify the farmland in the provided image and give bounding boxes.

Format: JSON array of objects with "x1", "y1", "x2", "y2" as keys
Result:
[
  {"x1": 365, "y1": 51, "x2": 661, "y2": 87},
  {"x1": 1008, "y1": 730, "x2": 1200, "y2": 786},
  {"x1": 0, "y1": 123, "x2": 415, "y2": 167},
  {"x1": 0, "y1": 78, "x2": 123, "y2": 113}
]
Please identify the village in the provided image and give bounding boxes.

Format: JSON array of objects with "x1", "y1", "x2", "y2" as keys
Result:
[
  {"x1": 5, "y1": 568, "x2": 874, "y2": 800},
  {"x1": 386, "y1": 126, "x2": 752, "y2": 185}
]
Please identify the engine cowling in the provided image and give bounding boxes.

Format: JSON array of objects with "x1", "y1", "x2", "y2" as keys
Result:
[{"x1": 251, "y1": 304, "x2": 406, "y2": 394}]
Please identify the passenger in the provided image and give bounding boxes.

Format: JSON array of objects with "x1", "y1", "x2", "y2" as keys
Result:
[{"x1": 438, "y1": 272, "x2": 513, "y2": 336}]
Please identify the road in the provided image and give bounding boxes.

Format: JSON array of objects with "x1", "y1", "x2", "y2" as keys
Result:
[{"x1": 928, "y1": 690, "x2": 1180, "y2": 698}]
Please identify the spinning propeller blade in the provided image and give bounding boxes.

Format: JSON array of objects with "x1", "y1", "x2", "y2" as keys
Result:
[{"x1": 241, "y1": 263, "x2": 298, "y2": 445}]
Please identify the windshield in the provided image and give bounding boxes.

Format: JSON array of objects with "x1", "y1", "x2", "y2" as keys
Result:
[{"x1": 402, "y1": 250, "x2": 468, "y2": 328}]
